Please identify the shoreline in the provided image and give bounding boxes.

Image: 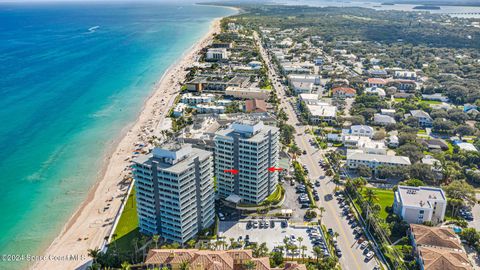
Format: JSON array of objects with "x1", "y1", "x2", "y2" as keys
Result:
[{"x1": 32, "y1": 16, "x2": 224, "y2": 270}]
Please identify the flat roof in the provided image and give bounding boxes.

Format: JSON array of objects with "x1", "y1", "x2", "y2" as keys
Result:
[
  {"x1": 347, "y1": 151, "x2": 410, "y2": 165},
  {"x1": 306, "y1": 104, "x2": 336, "y2": 117},
  {"x1": 396, "y1": 186, "x2": 446, "y2": 208}
]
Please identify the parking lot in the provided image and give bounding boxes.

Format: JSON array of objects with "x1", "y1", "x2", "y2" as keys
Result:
[
  {"x1": 219, "y1": 220, "x2": 330, "y2": 258},
  {"x1": 281, "y1": 182, "x2": 309, "y2": 222}
]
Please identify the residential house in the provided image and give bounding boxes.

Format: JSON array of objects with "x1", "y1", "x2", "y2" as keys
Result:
[
  {"x1": 374, "y1": 113, "x2": 396, "y2": 126},
  {"x1": 380, "y1": 109, "x2": 396, "y2": 117},
  {"x1": 422, "y1": 93, "x2": 449, "y2": 102},
  {"x1": 367, "y1": 78, "x2": 388, "y2": 88},
  {"x1": 332, "y1": 87, "x2": 356, "y2": 98},
  {"x1": 365, "y1": 86, "x2": 386, "y2": 98},
  {"x1": 394, "y1": 70, "x2": 417, "y2": 80},
  {"x1": 410, "y1": 110, "x2": 433, "y2": 127}
]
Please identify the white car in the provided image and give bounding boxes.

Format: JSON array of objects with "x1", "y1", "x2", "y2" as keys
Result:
[{"x1": 366, "y1": 251, "x2": 374, "y2": 260}]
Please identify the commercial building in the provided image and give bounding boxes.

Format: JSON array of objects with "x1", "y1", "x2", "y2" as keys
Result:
[
  {"x1": 214, "y1": 120, "x2": 279, "y2": 205},
  {"x1": 393, "y1": 186, "x2": 447, "y2": 224},
  {"x1": 133, "y1": 143, "x2": 215, "y2": 243}
]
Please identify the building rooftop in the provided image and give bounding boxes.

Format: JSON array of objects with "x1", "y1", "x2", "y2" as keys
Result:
[
  {"x1": 410, "y1": 224, "x2": 462, "y2": 250},
  {"x1": 347, "y1": 151, "x2": 410, "y2": 165},
  {"x1": 306, "y1": 104, "x2": 336, "y2": 118},
  {"x1": 134, "y1": 144, "x2": 211, "y2": 174},
  {"x1": 396, "y1": 186, "x2": 446, "y2": 209},
  {"x1": 245, "y1": 99, "x2": 267, "y2": 113},
  {"x1": 410, "y1": 110, "x2": 432, "y2": 120},
  {"x1": 216, "y1": 120, "x2": 278, "y2": 142},
  {"x1": 332, "y1": 87, "x2": 356, "y2": 95},
  {"x1": 418, "y1": 246, "x2": 472, "y2": 270}
]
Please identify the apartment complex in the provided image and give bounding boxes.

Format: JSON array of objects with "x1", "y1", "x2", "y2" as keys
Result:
[
  {"x1": 409, "y1": 224, "x2": 472, "y2": 270},
  {"x1": 141, "y1": 249, "x2": 307, "y2": 270},
  {"x1": 346, "y1": 151, "x2": 411, "y2": 170},
  {"x1": 133, "y1": 143, "x2": 215, "y2": 243},
  {"x1": 214, "y1": 120, "x2": 280, "y2": 205},
  {"x1": 393, "y1": 186, "x2": 447, "y2": 224}
]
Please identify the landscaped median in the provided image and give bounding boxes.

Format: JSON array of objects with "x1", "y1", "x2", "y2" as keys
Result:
[{"x1": 236, "y1": 184, "x2": 286, "y2": 210}]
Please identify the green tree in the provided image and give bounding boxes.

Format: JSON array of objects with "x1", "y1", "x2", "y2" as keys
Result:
[
  {"x1": 87, "y1": 248, "x2": 101, "y2": 265},
  {"x1": 243, "y1": 260, "x2": 256, "y2": 270}
]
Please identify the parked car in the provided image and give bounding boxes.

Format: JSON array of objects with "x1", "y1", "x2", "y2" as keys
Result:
[
  {"x1": 360, "y1": 241, "x2": 369, "y2": 249},
  {"x1": 366, "y1": 251, "x2": 374, "y2": 261},
  {"x1": 336, "y1": 249, "x2": 342, "y2": 257},
  {"x1": 328, "y1": 228, "x2": 334, "y2": 236},
  {"x1": 281, "y1": 221, "x2": 288, "y2": 228}
]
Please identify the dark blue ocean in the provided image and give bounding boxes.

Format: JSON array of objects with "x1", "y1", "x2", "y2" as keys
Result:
[{"x1": 0, "y1": 2, "x2": 234, "y2": 269}]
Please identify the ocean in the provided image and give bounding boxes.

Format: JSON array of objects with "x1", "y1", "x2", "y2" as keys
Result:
[{"x1": 0, "y1": 2, "x2": 234, "y2": 269}]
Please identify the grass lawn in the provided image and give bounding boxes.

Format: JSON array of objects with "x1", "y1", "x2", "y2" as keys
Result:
[
  {"x1": 394, "y1": 98, "x2": 406, "y2": 102},
  {"x1": 419, "y1": 100, "x2": 442, "y2": 105},
  {"x1": 111, "y1": 186, "x2": 141, "y2": 252},
  {"x1": 363, "y1": 188, "x2": 394, "y2": 220},
  {"x1": 417, "y1": 129, "x2": 426, "y2": 135}
]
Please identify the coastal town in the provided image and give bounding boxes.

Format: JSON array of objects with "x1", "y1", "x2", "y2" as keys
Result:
[{"x1": 30, "y1": 3, "x2": 480, "y2": 270}]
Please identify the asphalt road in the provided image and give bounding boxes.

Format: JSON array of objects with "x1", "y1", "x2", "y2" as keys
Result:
[{"x1": 255, "y1": 32, "x2": 378, "y2": 270}]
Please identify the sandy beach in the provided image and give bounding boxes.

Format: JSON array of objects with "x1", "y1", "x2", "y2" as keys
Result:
[{"x1": 32, "y1": 18, "x2": 222, "y2": 270}]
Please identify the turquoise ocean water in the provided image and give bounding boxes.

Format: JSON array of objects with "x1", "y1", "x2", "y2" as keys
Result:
[{"x1": 0, "y1": 2, "x2": 234, "y2": 269}]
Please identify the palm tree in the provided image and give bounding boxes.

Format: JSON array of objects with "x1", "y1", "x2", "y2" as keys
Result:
[
  {"x1": 297, "y1": 237, "x2": 303, "y2": 252},
  {"x1": 152, "y1": 234, "x2": 160, "y2": 249},
  {"x1": 121, "y1": 261, "x2": 131, "y2": 270},
  {"x1": 301, "y1": 245, "x2": 307, "y2": 263},
  {"x1": 282, "y1": 237, "x2": 290, "y2": 257},
  {"x1": 131, "y1": 237, "x2": 139, "y2": 262},
  {"x1": 318, "y1": 207, "x2": 326, "y2": 225},
  {"x1": 112, "y1": 233, "x2": 118, "y2": 253},
  {"x1": 352, "y1": 177, "x2": 367, "y2": 191},
  {"x1": 313, "y1": 246, "x2": 322, "y2": 263},
  {"x1": 244, "y1": 260, "x2": 256, "y2": 270},
  {"x1": 364, "y1": 189, "x2": 378, "y2": 205},
  {"x1": 87, "y1": 248, "x2": 101, "y2": 264},
  {"x1": 179, "y1": 261, "x2": 190, "y2": 270},
  {"x1": 187, "y1": 239, "x2": 196, "y2": 249}
]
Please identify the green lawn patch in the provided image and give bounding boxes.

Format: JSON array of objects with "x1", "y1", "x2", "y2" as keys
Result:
[
  {"x1": 394, "y1": 98, "x2": 405, "y2": 103},
  {"x1": 111, "y1": 186, "x2": 141, "y2": 252},
  {"x1": 419, "y1": 100, "x2": 442, "y2": 105},
  {"x1": 362, "y1": 188, "x2": 394, "y2": 220}
]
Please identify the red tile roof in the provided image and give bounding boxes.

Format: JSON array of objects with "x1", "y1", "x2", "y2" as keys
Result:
[
  {"x1": 367, "y1": 78, "x2": 388, "y2": 85},
  {"x1": 332, "y1": 87, "x2": 356, "y2": 95},
  {"x1": 245, "y1": 99, "x2": 267, "y2": 112}
]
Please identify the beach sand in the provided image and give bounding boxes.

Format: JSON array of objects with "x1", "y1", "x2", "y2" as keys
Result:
[{"x1": 32, "y1": 18, "x2": 221, "y2": 270}]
